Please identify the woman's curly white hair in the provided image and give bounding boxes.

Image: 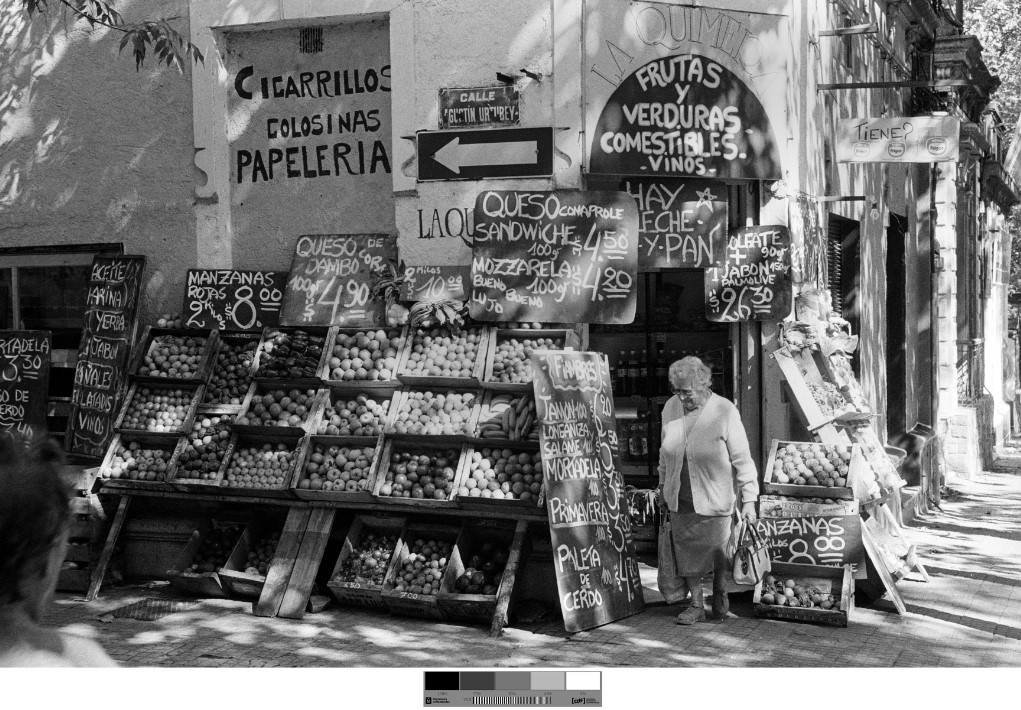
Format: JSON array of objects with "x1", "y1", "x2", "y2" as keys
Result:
[{"x1": 668, "y1": 356, "x2": 713, "y2": 390}]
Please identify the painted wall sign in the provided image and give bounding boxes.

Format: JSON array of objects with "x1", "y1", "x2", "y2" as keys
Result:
[
  {"x1": 584, "y1": 3, "x2": 789, "y2": 179},
  {"x1": 621, "y1": 178, "x2": 728, "y2": 270},
  {"x1": 705, "y1": 225, "x2": 792, "y2": 321},
  {"x1": 418, "y1": 127, "x2": 554, "y2": 181},
  {"x1": 438, "y1": 85, "x2": 520, "y2": 129},
  {"x1": 400, "y1": 265, "x2": 469, "y2": 302},
  {"x1": 531, "y1": 350, "x2": 645, "y2": 632},
  {"x1": 66, "y1": 255, "x2": 145, "y2": 459},
  {"x1": 280, "y1": 234, "x2": 396, "y2": 327},
  {"x1": 469, "y1": 190, "x2": 639, "y2": 324},
  {"x1": 836, "y1": 116, "x2": 961, "y2": 163},
  {"x1": 0, "y1": 330, "x2": 51, "y2": 442},
  {"x1": 757, "y1": 514, "x2": 864, "y2": 567},
  {"x1": 183, "y1": 270, "x2": 286, "y2": 331}
]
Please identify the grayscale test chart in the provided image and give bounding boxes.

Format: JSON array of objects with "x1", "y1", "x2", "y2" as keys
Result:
[{"x1": 423, "y1": 671, "x2": 601, "y2": 707}]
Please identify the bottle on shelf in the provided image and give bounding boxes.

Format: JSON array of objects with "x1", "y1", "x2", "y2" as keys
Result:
[{"x1": 637, "y1": 349, "x2": 649, "y2": 398}]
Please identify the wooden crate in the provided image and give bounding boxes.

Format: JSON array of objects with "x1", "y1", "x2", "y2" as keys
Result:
[
  {"x1": 167, "y1": 414, "x2": 235, "y2": 494},
  {"x1": 68, "y1": 496, "x2": 104, "y2": 540},
  {"x1": 309, "y1": 384, "x2": 398, "y2": 437},
  {"x1": 472, "y1": 390, "x2": 540, "y2": 445},
  {"x1": 113, "y1": 380, "x2": 203, "y2": 437},
  {"x1": 290, "y1": 435, "x2": 383, "y2": 503},
  {"x1": 233, "y1": 381, "x2": 323, "y2": 435},
  {"x1": 457, "y1": 444, "x2": 544, "y2": 513},
  {"x1": 166, "y1": 520, "x2": 234, "y2": 598},
  {"x1": 218, "y1": 513, "x2": 286, "y2": 599},
  {"x1": 326, "y1": 515, "x2": 406, "y2": 608},
  {"x1": 753, "y1": 562, "x2": 854, "y2": 627},
  {"x1": 251, "y1": 325, "x2": 331, "y2": 385},
  {"x1": 97, "y1": 432, "x2": 185, "y2": 493},
  {"x1": 129, "y1": 326, "x2": 219, "y2": 384},
  {"x1": 371, "y1": 437, "x2": 469, "y2": 507},
  {"x1": 319, "y1": 325, "x2": 407, "y2": 388},
  {"x1": 396, "y1": 325, "x2": 490, "y2": 388},
  {"x1": 216, "y1": 429, "x2": 304, "y2": 499},
  {"x1": 758, "y1": 495, "x2": 859, "y2": 518},
  {"x1": 482, "y1": 328, "x2": 571, "y2": 391},
  {"x1": 436, "y1": 520, "x2": 519, "y2": 624},
  {"x1": 762, "y1": 440, "x2": 861, "y2": 501},
  {"x1": 846, "y1": 426, "x2": 905, "y2": 491},
  {"x1": 200, "y1": 332, "x2": 262, "y2": 413},
  {"x1": 381, "y1": 522, "x2": 461, "y2": 620},
  {"x1": 384, "y1": 386, "x2": 482, "y2": 441}
]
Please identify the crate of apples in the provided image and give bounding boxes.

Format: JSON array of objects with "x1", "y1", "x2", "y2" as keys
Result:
[
  {"x1": 398, "y1": 325, "x2": 486, "y2": 384},
  {"x1": 374, "y1": 444, "x2": 463, "y2": 503},
  {"x1": 168, "y1": 522, "x2": 245, "y2": 598},
  {"x1": 293, "y1": 442, "x2": 378, "y2": 500},
  {"x1": 389, "y1": 389, "x2": 477, "y2": 437},
  {"x1": 236, "y1": 385, "x2": 318, "y2": 430},
  {"x1": 137, "y1": 331, "x2": 212, "y2": 380},
  {"x1": 382, "y1": 528, "x2": 458, "y2": 619},
  {"x1": 475, "y1": 392, "x2": 538, "y2": 442},
  {"x1": 327, "y1": 515, "x2": 405, "y2": 608},
  {"x1": 324, "y1": 328, "x2": 403, "y2": 383},
  {"x1": 763, "y1": 441, "x2": 858, "y2": 500},
  {"x1": 221, "y1": 440, "x2": 299, "y2": 496},
  {"x1": 117, "y1": 384, "x2": 199, "y2": 434},
  {"x1": 203, "y1": 336, "x2": 258, "y2": 407},
  {"x1": 255, "y1": 328, "x2": 327, "y2": 379},
  {"x1": 459, "y1": 448, "x2": 543, "y2": 506},
  {"x1": 486, "y1": 334, "x2": 564, "y2": 385},
  {"x1": 172, "y1": 415, "x2": 234, "y2": 488},
  {"x1": 101, "y1": 437, "x2": 181, "y2": 488},
  {"x1": 753, "y1": 563, "x2": 852, "y2": 627},
  {"x1": 437, "y1": 526, "x2": 515, "y2": 623},
  {"x1": 317, "y1": 391, "x2": 392, "y2": 437}
]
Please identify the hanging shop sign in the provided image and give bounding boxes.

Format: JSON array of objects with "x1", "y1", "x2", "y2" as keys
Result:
[
  {"x1": 584, "y1": 3, "x2": 789, "y2": 180},
  {"x1": 469, "y1": 190, "x2": 639, "y2": 324},
  {"x1": 836, "y1": 117, "x2": 961, "y2": 163},
  {"x1": 183, "y1": 270, "x2": 286, "y2": 331},
  {"x1": 417, "y1": 127, "x2": 554, "y2": 181},
  {"x1": 280, "y1": 234, "x2": 397, "y2": 328},
  {"x1": 705, "y1": 225, "x2": 792, "y2": 322},
  {"x1": 621, "y1": 177, "x2": 728, "y2": 270},
  {"x1": 400, "y1": 265, "x2": 469, "y2": 302},
  {"x1": 0, "y1": 330, "x2": 51, "y2": 441},
  {"x1": 757, "y1": 514, "x2": 864, "y2": 568},
  {"x1": 531, "y1": 350, "x2": 645, "y2": 632},
  {"x1": 438, "y1": 85, "x2": 520, "y2": 129},
  {"x1": 67, "y1": 255, "x2": 145, "y2": 459}
]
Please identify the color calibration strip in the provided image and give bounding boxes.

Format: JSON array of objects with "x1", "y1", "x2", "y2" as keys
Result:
[{"x1": 424, "y1": 671, "x2": 601, "y2": 707}]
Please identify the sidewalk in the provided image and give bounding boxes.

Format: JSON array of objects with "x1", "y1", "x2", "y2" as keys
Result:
[{"x1": 42, "y1": 458, "x2": 1021, "y2": 668}]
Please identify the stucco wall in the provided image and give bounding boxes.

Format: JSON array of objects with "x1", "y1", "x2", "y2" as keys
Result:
[{"x1": 0, "y1": 1, "x2": 197, "y2": 323}]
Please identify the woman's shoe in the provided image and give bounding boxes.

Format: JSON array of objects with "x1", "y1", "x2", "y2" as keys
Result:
[{"x1": 674, "y1": 605, "x2": 706, "y2": 625}]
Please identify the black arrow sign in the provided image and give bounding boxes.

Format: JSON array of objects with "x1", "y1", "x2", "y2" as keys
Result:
[{"x1": 418, "y1": 127, "x2": 554, "y2": 181}]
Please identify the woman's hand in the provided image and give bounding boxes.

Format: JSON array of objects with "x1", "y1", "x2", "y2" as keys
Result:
[
  {"x1": 656, "y1": 485, "x2": 665, "y2": 509},
  {"x1": 741, "y1": 502, "x2": 757, "y2": 524}
]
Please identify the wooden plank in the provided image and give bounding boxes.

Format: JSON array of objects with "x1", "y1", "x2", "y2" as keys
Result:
[
  {"x1": 861, "y1": 522, "x2": 907, "y2": 614},
  {"x1": 277, "y1": 508, "x2": 336, "y2": 619},
  {"x1": 85, "y1": 496, "x2": 131, "y2": 602},
  {"x1": 253, "y1": 508, "x2": 311, "y2": 618},
  {"x1": 490, "y1": 519, "x2": 528, "y2": 638},
  {"x1": 907, "y1": 545, "x2": 931, "y2": 583}
]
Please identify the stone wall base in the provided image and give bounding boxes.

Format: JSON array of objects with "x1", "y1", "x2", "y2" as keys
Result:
[{"x1": 942, "y1": 395, "x2": 996, "y2": 479}]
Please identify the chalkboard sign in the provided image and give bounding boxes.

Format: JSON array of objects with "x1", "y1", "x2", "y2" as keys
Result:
[
  {"x1": 400, "y1": 265, "x2": 469, "y2": 303},
  {"x1": 757, "y1": 514, "x2": 864, "y2": 567},
  {"x1": 531, "y1": 350, "x2": 644, "y2": 632},
  {"x1": 0, "y1": 330, "x2": 51, "y2": 441},
  {"x1": 183, "y1": 270, "x2": 285, "y2": 331},
  {"x1": 280, "y1": 234, "x2": 397, "y2": 328},
  {"x1": 621, "y1": 178, "x2": 728, "y2": 271},
  {"x1": 66, "y1": 255, "x2": 145, "y2": 459},
  {"x1": 705, "y1": 225, "x2": 793, "y2": 322},
  {"x1": 469, "y1": 191, "x2": 639, "y2": 324}
]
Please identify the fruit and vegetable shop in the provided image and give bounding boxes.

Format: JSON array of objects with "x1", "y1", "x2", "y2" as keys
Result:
[{"x1": 0, "y1": 0, "x2": 947, "y2": 633}]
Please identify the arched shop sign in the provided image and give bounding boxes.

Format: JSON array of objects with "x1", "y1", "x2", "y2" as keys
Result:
[{"x1": 589, "y1": 54, "x2": 782, "y2": 180}]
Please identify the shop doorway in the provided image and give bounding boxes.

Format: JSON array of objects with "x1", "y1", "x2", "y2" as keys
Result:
[{"x1": 886, "y1": 213, "x2": 908, "y2": 440}]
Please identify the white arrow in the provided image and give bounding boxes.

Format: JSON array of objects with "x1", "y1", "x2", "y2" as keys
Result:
[{"x1": 432, "y1": 136, "x2": 538, "y2": 174}]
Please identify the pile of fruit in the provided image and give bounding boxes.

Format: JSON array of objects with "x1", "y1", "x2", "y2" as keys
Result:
[
  {"x1": 390, "y1": 390, "x2": 476, "y2": 436},
  {"x1": 242, "y1": 531, "x2": 281, "y2": 576},
  {"x1": 120, "y1": 386, "x2": 193, "y2": 432},
  {"x1": 377, "y1": 448, "x2": 460, "y2": 500},
  {"x1": 759, "y1": 575, "x2": 840, "y2": 610},
  {"x1": 156, "y1": 313, "x2": 183, "y2": 328},
  {"x1": 256, "y1": 329, "x2": 325, "y2": 379},
  {"x1": 390, "y1": 538, "x2": 453, "y2": 596},
  {"x1": 203, "y1": 338, "x2": 257, "y2": 405},
  {"x1": 488, "y1": 336, "x2": 564, "y2": 384},
  {"x1": 332, "y1": 532, "x2": 398, "y2": 587},
  {"x1": 222, "y1": 443, "x2": 295, "y2": 490},
  {"x1": 138, "y1": 334, "x2": 207, "y2": 378},
  {"x1": 317, "y1": 393, "x2": 391, "y2": 436},
  {"x1": 104, "y1": 441, "x2": 173, "y2": 481},
  {"x1": 807, "y1": 380, "x2": 849, "y2": 416},
  {"x1": 401, "y1": 325, "x2": 483, "y2": 379},
  {"x1": 185, "y1": 524, "x2": 243, "y2": 574},
  {"x1": 326, "y1": 329, "x2": 402, "y2": 382},
  {"x1": 499, "y1": 321, "x2": 557, "y2": 329},
  {"x1": 175, "y1": 416, "x2": 233, "y2": 480},
  {"x1": 771, "y1": 442, "x2": 850, "y2": 487},
  {"x1": 453, "y1": 540, "x2": 509, "y2": 595},
  {"x1": 476, "y1": 393, "x2": 538, "y2": 441},
  {"x1": 297, "y1": 444, "x2": 376, "y2": 493},
  {"x1": 236, "y1": 387, "x2": 318, "y2": 428},
  {"x1": 460, "y1": 448, "x2": 543, "y2": 501}
]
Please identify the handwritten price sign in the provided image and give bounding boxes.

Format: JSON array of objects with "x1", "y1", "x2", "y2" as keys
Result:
[
  {"x1": 0, "y1": 331, "x2": 51, "y2": 441},
  {"x1": 184, "y1": 270, "x2": 285, "y2": 331},
  {"x1": 705, "y1": 225, "x2": 793, "y2": 322}
]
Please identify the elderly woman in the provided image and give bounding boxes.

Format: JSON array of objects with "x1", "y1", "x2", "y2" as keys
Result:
[
  {"x1": 657, "y1": 356, "x2": 758, "y2": 624},
  {"x1": 0, "y1": 436, "x2": 116, "y2": 666}
]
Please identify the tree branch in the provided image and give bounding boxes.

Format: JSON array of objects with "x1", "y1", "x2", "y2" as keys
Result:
[{"x1": 57, "y1": 0, "x2": 127, "y2": 33}]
